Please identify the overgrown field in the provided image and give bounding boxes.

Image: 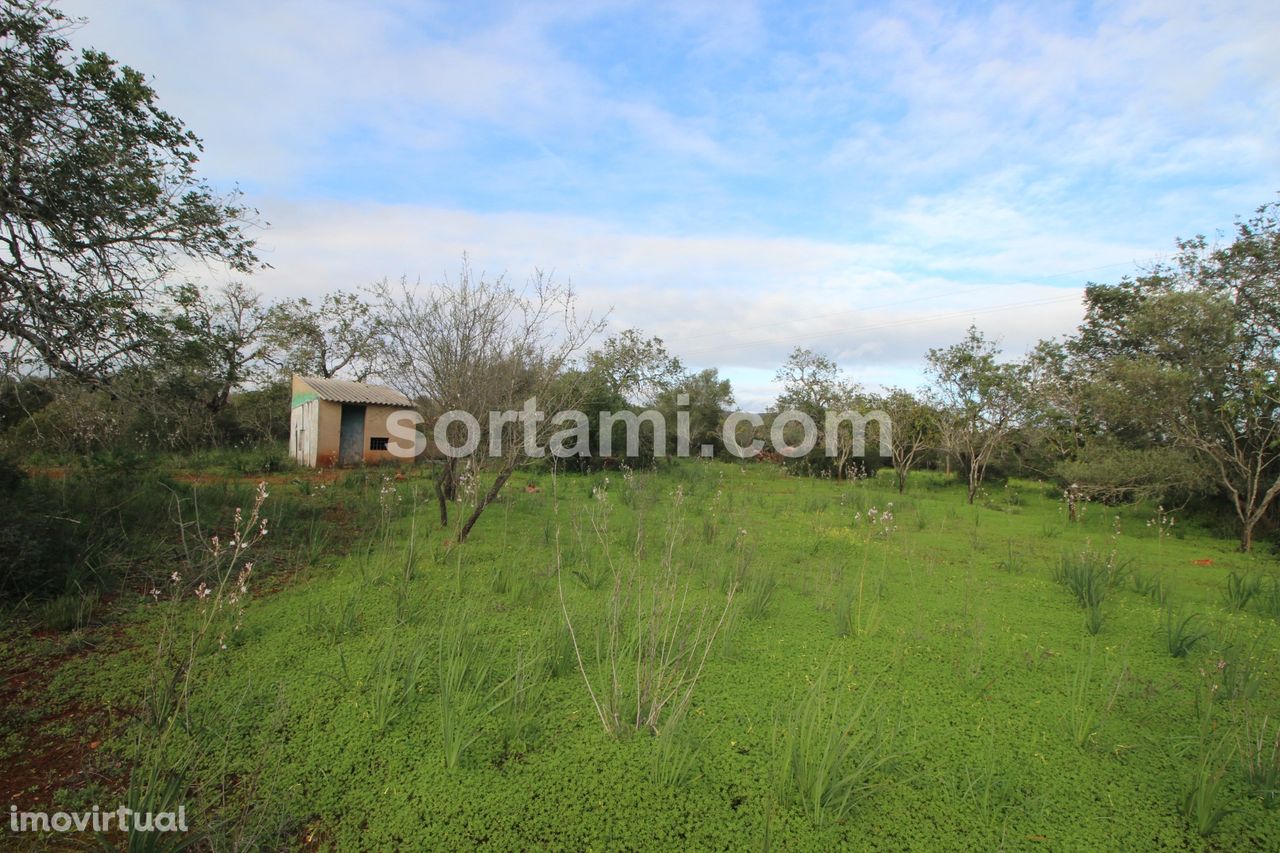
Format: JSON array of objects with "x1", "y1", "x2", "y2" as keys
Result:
[{"x1": 6, "y1": 462, "x2": 1280, "y2": 850}]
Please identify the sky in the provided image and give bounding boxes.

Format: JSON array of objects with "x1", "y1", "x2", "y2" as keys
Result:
[{"x1": 63, "y1": 0, "x2": 1280, "y2": 409}]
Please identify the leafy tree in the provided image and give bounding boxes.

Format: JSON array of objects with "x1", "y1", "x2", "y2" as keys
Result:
[
  {"x1": 926, "y1": 326, "x2": 1028, "y2": 503},
  {"x1": 169, "y1": 282, "x2": 274, "y2": 414},
  {"x1": 773, "y1": 347, "x2": 859, "y2": 420},
  {"x1": 772, "y1": 347, "x2": 870, "y2": 476},
  {"x1": 584, "y1": 329, "x2": 684, "y2": 406},
  {"x1": 655, "y1": 368, "x2": 735, "y2": 458},
  {"x1": 872, "y1": 388, "x2": 936, "y2": 493},
  {"x1": 0, "y1": 1, "x2": 258, "y2": 381},
  {"x1": 1072, "y1": 202, "x2": 1280, "y2": 550},
  {"x1": 266, "y1": 290, "x2": 383, "y2": 381}
]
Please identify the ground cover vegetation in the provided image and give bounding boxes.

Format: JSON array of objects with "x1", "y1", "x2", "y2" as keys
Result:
[{"x1": 3, "y1": 1, "x2": 1280, "y2": 849}]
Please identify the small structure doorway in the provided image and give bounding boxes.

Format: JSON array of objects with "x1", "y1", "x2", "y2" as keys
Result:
[{"x1": 339, "y1": 404, "x2": 366, "y2": 466}]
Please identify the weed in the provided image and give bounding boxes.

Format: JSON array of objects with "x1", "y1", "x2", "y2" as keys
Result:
[
  {"x1": 305, "y1": 588, "x2": 360, "y2": 645},
  {"x1": 995, "y1": 540, "x2": 1023, "y2": 574},
  {"x1": 34, "y1": 588, "x2": 98, "y2": 632},
  {"x1": 1260, "y1": 576, "x2": 1280, "y2": 621},
  {"x1": 650, "y1": 716, "x2": 702, "y2": 787},
  {"x1": 1222, "y1": 572, "x2": 1262, "y2": 612},
  {"x1": 490, "y1": 562, "x2": 512, "y2": 595},
  {"x1": 438, "y1": 611, "x2": 512, "y2": 770},
  {"x1": 833, "y1": 566, "x2": 883, "y2": 639},
  {"x1": 1240, "y1": 714, "x2": 1279, "y2": 809},
  {"x1": 538, "y1": 611, "x2": 575, "y2": 678},
  {"x1": 1083, "y1": 599, "x2": 1105, "y2": 636},
  {"x1": 368, "y1": 632, "x2": 428, "y2": 733},
  {"x1": 1131, "y1": 570, "x2": 1168, "y2": 606},
  {"x1": 559, "y1": 485, "x2": 736, "y2": 735},
  {"x1": 1052, "y1": 548, "x2": 1129, "y2": 611},
  {"x1": 1065, "y1": 642, "x2": 1126, "y2": 749},
  {"x1": 499, "y1": 650, "x2": 548, "y2": 761},
  {"x1": 1180, "y1": 732, "x2": 1236, "y2": 837},
  {"x1": 1210, "y1": 638, "x2": 1261, "y2": 701},
  {"x1": 1163, "y1": 610, "x2": 1209, "y2": 658},
  {"x1": 772, "y1": 665, "x2": 900, "y2": 825},
  {"x1": 741, "y1": 568, "x2": 778, "y2": 620}
]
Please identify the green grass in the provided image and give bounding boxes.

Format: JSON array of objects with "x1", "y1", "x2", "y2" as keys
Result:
[{"x1": 9, "y1": 462, "x2": 1280, "y2": 850}]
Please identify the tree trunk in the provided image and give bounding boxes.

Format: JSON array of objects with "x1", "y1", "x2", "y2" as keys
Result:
[
  {"x1": 457, "y1": 465, "x2": 516, "y2": 543},
  {"x1": 434, "y1": 457, "x2": 457, "y2": 527}
]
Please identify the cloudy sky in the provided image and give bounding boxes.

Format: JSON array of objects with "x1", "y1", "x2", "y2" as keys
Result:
[{"x1": 64, "y1": 0, "x2": 1280, "y2": 408}]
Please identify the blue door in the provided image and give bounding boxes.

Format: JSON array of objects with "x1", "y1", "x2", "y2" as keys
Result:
[{"x1": 339, "y1": 404, "x2": 366, "y2": 466}]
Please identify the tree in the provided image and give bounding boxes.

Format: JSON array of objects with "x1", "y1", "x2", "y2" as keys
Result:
[
  {"x1": 584, "y1": 329, "x2": 683, "y2": 406},
  {"x1": 655, "y1": 368, "x2": 735, "y2": 458},
  {"x1": 374, "y1": 263, "x2": 603, "y2": 539},
  {"x1": 926, "y1": 326, "x2": 1027, "y2": 503},
  {"x1": 773, "y1": 347, "x2": 859, "y2": 419},
  {"x1": 266, "y1": 291, "x2": 383, "y2": 381},
  {"x1": 0, "y1": 2, "x2": 259, "y2": 382},
  {"x1": 1071, "y1": 202, "x2": 1280, "y2": 550},
  {"x1": 772, "y1": 347, "x2": 866, "y2": 476},
  {"x1": 873, "y1": 388, "x2": 936, "y2": 493},
  {"x1": 169, "y1": 282, "x2": 274, "y2": 414}
]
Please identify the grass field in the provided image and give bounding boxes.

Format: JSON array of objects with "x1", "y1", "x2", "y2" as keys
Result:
[{"x1": 5, "y1": 461, "x2": 1280, "y2": 850}]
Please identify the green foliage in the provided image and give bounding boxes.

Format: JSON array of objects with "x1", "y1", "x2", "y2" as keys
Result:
[
  {"x1": 1163, "y1": 610, "x2": 1210, "y2": 658},
  {"x1": 438, "y1": 611, "x2": 512, "y2": 770},
  {"x1": 772, "y1": 666, "x2": 900, "y2": 825},
  {"x1": 740, "y1": 568, "x2": 779, "y2": 620},
  {"x1": 649, "y1": 717, "x2": 702, "y2": 788},
  {"x1": 1223, "y1": 571, "x2": 1263, "y2": 612},
  {"x1": 0, "y1": 0, "x2": 258, "y2": 380},
  {"x1": 1181, "y1": 732, "x2": 1237, "y2": 837},
  {"x1": 1131, "y1": 570, "x2": 1168, "y2": 606},
  {"x1": 1052, "y1": 548, "x2": 1128, "y2": 613},
  {"x1": 1064, "y1": 643, "x2": 1126, "y2": 749},
  {"x1": 368, "y1": 633, "x2": 427, "y2": 733},
  {"x1": 34, "y1": 588, "x2": 99, "y2": 632},
  {"x1": 1240, "y1": 714, "x2": 1280, "y2": 809},
  {"x1": 11, "y1": 461, "x2": 1280, "y2": 850}
]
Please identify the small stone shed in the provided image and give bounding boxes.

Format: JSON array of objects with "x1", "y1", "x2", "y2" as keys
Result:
[{"x1": 288, "y1": 375, "x2": 414, "y2": 467}]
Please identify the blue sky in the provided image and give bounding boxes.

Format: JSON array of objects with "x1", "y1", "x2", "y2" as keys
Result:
[{"x1": 65, "y1": 0, "x2": 1280, "y2": 407}]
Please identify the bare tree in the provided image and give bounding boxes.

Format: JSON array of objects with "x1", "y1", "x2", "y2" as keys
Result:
[{"x1": 374, "y1": 261, "x2": 604, "y2": 539}]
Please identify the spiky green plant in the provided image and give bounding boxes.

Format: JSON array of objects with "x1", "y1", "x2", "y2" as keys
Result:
[
  {"x1": 1163, "y1": 610, "x2": 1209, "y2": 658},
  {"x1": 772, "y1": 666, "x2": 901, "y2": 825}
]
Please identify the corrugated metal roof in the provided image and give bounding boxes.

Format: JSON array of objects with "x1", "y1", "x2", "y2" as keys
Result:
[{"x1": 298, "y1": 376, "x2": 412, "y2": 407}]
